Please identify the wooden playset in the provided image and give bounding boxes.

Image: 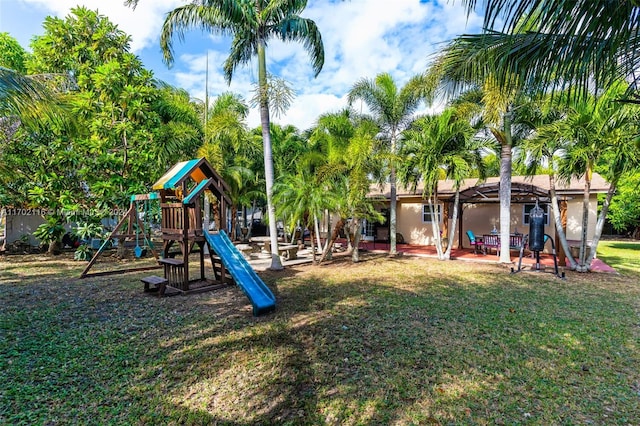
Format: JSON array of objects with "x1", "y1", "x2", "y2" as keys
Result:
[{"x1": 80, "y1": 158, "x2": 232, "y2": 294}]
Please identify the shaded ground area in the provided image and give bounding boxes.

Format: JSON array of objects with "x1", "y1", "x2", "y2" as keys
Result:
[{"x1": 1, "y1": 247, "x2": 638, "y2": 424}]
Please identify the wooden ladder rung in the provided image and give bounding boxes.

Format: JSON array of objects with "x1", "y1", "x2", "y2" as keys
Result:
[{"x1": 158, "y1": 258, "x2": 184, "y2": 266}]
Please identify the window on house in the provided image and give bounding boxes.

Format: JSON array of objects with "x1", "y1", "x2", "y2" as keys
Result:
[
  {"x1": 422, "y1": 204, "x2": 442, "y2": 223},
  {"x1": 361, "y1": 219, "x2": 375, "y2": 237},
  {"x1": 523, "y1": 204, "x2": 550, "y2": 225}
]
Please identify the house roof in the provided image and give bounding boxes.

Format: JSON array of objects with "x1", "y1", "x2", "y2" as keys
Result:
[{"x1": 370, "y1": 173, "x2": 610, "y2": 203}]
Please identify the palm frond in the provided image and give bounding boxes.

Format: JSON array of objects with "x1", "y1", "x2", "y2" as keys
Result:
[
  {"x1": 457, "y1": 1, "x2": 640, "y2": 98},
  {"x1": 160, "y1": 3, "x2": 238, "y2": 66},
  {"x1": 273, "y1": 16, "x2": 324, "y2": 77}
]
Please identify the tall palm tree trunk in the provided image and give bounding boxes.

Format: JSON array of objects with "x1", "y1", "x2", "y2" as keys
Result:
[
  {"x1": 443, "y1": 191, "x2": 460, "y2": 260},
  {"x1": 247, "y1": 199, "x2": 257, "y2": 239},
  {"x1": 314, "y1": 214, "x2": 322, "y2": 250},
  {"x1": 428, "y1": 197, "x2": 444, "y2": 260},
  {"x1": 319, "y1": 217, "x2": 344, "y2": 263},
  {"x1": 577, "y1": 166, "x2": 592, "y2": 272},
  {"x1": 549, "y1": 174, "x2": 578, "y2": 270},
  {"x1": 584, "y1": 180, "x2": 617, "y2": 271},
  {"x1": 309, "y1": 221, "x2": 317, "y2": 264},
  {"x1": 499, "y1": 112, "x2": 513, "y2": 263},
  {"x1": 351, "y1": 217, "x2": 362, "y2": 262},
  {"x1": 257, "y1": 41, "x2": 283, "y2": 270},
  {"x1": 389, "y1": 134, "x2": 398, "y2": 256},
  {"x1": 323, "y1": 209, "x2": 332, "y2": 260},
  {"x1": 230, "y1": 204, "x2": 238, "y2": 240}
]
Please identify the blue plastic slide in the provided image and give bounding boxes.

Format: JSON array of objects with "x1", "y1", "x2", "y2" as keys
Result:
[{"x1": 204, "y1": 230, "x2": 276, "y2": 316}]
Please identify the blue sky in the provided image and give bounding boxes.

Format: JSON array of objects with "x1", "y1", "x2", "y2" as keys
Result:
[{"x1": 0, "y1": 0, "x2": 483, "y2": 130}]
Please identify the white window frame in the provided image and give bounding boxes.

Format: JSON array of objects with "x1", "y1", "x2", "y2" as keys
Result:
[
  {"x1": 422, "y1": 204, "x2": 442, "y2": 223},
  {"x1": 361, "y1": 219, "x2": 375, "y2": 237},
  {"x1": 523, "y1": 203, "x2": 550, "y2": 226}
]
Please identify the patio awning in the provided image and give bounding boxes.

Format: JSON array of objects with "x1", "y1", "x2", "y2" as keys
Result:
[{"x1": 456, "y1": 181, "x2": 551, "y2": 203}]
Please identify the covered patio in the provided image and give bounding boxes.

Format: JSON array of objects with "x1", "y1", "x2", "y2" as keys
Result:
[{"x1": 367, "y1": 174, "x2": 611, "y2": 267}]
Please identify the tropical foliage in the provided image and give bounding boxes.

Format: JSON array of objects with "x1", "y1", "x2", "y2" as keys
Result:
[
  {"x1": 458, "y1": 1, "x2": 640, "y2": 101},
  {"x1": 198, "y1": 92, "x2": 263, "y2": 240},
  {"x1": 151, "y1": 0, "x2": 325, "y2": 271},
  {"x1": 400, "y1": 106, "x2": 486, "y2": 260},
  {"x1": 0, "y1": 8, "x2": 202, "y2": 250},
  {"x1": 1, "y1": 1, "x2": 639, "y2": 263},
  {"x1": 348, "y1": 73, "x2": 427, "y2": 256}
]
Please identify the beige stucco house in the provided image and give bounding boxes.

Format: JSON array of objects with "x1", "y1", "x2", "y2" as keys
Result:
[{"x1": 364, "y1": 173, "x2": 610, "y2": 252}]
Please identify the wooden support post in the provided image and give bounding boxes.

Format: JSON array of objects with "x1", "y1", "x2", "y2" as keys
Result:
[
  {"x1": 182, "y1": 181, "x2": 190, "y2": 289},
  {"x1": 81, "y1": 204, "x2": 134, "y2": 278},
  {"x1": 199, "y1": 241, "x2": 205, "y2": 280},
  {"x1": 557, "y1": 200, "x2": 568, "y2": 266}
]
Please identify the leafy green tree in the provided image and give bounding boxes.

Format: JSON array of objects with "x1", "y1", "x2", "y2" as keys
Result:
[
  {"x1": 0, "y1": 33, "x2": 28, "y2": 72},
  {"x1": 0, "y1": 67, "x2": 70, "y2": 137},
  {"x1": 347, "y1": 72, "x2": 426, "y2": 256},
  {"x1": 429, "y1": 34, "x2": 544, "y2": 263},
  {"x1": 607, "y1": 170, "x2": 640, "y2": 238},
  {"x1": 152, "y1": 83, "x2": 204, "y2": 167},
  {"x1": 1, "y1": 66, "x2": 79, "y2": 254},
  {"x1": 0, "y1": 8, "x2": 203, "y2": 254},
  {"x1": 557, "y1": 85, "x2": 640, "y2": 271},
  {"x1": 273, "y1": 170, "x2": 330, "y2": 263},
  {"x1": 270, "y1": 123, "x2": 307, "y2": 178},
  {"x1": 26, "y1": 7, "x2": 202, "y2": 209},
  {"x1": 145, "y1": 0, "x2": 325, "y2": 270},
  {"x1": 26, "y1": 7, "x2": 132, "y2": 81},
  {"x1": 523, "y1": 83, "x2": 640, "y2": 271},
  {"x1": 520, "y1": 96, "x2": 580, "y2": 270}
]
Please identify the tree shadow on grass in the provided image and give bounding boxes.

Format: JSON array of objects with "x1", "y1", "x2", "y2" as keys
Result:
[{"x1": 2, "y1": 255, "x2": 639, "y2": 424}]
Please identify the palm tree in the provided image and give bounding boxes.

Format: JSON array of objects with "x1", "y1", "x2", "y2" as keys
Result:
[
  {"x1": 555, "y1": 84, "x2": 640, "y2": 271},
  {"x1": 428, "y1": 32, "x2": 550, "y2": 263},
  {"x1": 308, "y1": 109, "x2": 384, "y2": 263},
  {"x1": 347, "y1": 73, "x2": 426, "y2": 256},
  {"x1": 400, "y1": 107, "x2": 485, "y2": 260},
  {"x1": 519, "y1": 96, "x2": 580, "y2": 270},
  {"x1": 152, "y1": 82, "x2": 205, "y2": 167},
  {"x1": 523, "y1": 83, "x2": 640, "y2": 271},
  {"x1": 134, "y1": 0, "x2": 325, "y2": 270},
  {"x1": 457, "y1": 1, "x2": 640, "y2": 100},
  {"x1": 273, "y1": 170, "x2": 332, "y2": 263},
  {"x1": 198, "y1": 92, "x2": 259, "y2": 240},
  {"x1": 0, "y1": 67, "x2": 69, "y2": 132},
  {"x1": 269, "y1": 123, "x2": 307, "y2": 178},
  {"x1": 307, "y1": 109, "x2": 354, "y2": 260}
]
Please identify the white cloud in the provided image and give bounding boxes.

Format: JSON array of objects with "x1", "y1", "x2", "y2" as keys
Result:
[
  {"x1": 8, "y1": 0, "x2": 484, "y2": 130},
  {"x1": 14, "y1": 0, "x2": 184, "y2": 52}
]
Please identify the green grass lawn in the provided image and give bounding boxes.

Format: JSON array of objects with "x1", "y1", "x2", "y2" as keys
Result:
[
  {"x1": 1, "y1": 248, "x2": 639, "y2": 425},
  {"x1": 597, "y1": 239, "x2": 640, "y2": 275}
]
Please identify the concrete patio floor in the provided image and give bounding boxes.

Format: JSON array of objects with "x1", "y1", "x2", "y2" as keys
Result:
[
  {"x1": 244, "y1": 239, "x2": 615, "y2": 273},
  {"x1": 356, "y1": 241, "x2": 616, "y2": 273}
]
